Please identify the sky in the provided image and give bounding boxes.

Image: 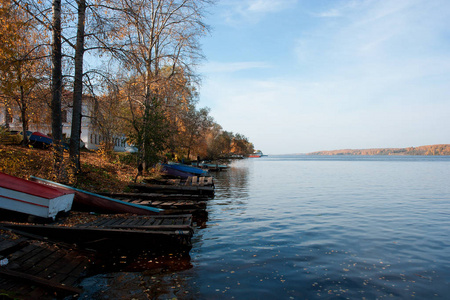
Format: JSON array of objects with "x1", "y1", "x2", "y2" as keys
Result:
[{"x1": 197, "y1": 0, "x2": 450, "y2": 154}]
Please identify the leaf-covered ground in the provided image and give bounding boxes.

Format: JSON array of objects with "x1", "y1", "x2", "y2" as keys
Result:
[{"x1": 0, "y1": 145, "x2": 152, "y2": 193}]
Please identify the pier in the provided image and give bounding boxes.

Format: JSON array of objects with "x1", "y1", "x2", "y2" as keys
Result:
[
  {"x1": 0, "y1": 173, "x2": 214, "y2": 297},
  {"x1": 129, "y1": 176, "x2": 215, "y2": 197},
  {"x1": 0, "y1": 228, "x2": 93, "y2": 298},
  {"x1": 1, "y1": 214, "x2": 193, "y2": 251}
]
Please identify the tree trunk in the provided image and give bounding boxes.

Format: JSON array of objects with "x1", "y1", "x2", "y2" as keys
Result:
[
  {"x1": 69, "y1": 0, "x2": 86, "y2": 173},
  {"x1": 19, "y1": 84, "x2": 29, "y2": 145},
  {"x1": 51, "y1": 0, "x2": 64, "y2": 180},
  {"x1": 4, "y1": 106, "x2": 10, "y2": 128}
]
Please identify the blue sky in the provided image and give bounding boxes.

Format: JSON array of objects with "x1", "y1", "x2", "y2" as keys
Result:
[{"x1": 197, "y1": 0, "x2": 450, "y2": 154}]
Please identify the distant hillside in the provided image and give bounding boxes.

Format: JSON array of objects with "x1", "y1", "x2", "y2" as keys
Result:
[{"x1": 308, "y1": 144, "x2": 450, "y2": 156}]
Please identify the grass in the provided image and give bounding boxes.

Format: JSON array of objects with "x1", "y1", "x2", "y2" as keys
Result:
[{"x1": 0, "y1": 144, "x2": 159, "y2": 193}]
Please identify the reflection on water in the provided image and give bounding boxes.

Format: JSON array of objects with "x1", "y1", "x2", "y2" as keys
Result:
[
  {"x1": 80, "y1": 156, "x2": 450, "y2": 299},
  {"x1": 81, "y1": 269, "x2": 192, "y2": 299},
  {"x1": 214, "y1": 160, "x2": 250, "y2": 199},
  {"x1": 80, "y1": 249, "x2": 193, "y2": 299}
]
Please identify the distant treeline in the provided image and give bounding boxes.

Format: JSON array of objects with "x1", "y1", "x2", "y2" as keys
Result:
[{"x1": 308, "y1": 144, "x2": 450, "y2": 156}]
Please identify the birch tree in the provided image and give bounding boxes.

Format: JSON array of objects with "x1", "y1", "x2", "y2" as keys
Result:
[
  {"x1": 112, "y1": 0, "x2": 213, "y2": 167},
  {"x1": 49, "y1": 0, "x2": 66, "y2": 179},
  {"x1": 68, "y1": 0, "x2": 86, "y2": 172}
]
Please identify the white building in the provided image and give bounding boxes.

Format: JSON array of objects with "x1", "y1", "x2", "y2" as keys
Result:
[{"x1": 1, "y1": 99, "x2": 129, "y2": 152}]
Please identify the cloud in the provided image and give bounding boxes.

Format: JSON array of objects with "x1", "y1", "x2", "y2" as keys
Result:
[
  {"x1": 315, "y1": 8, "x2": 341, "y2": 18},
  {"x1": 201, "y1": 61, "x2": 271, "y2": 74},
  {"x1": 247, "y1": 0, "x2": 297, "y2": 13},
  {"x1": 199, "y1": 58, "x2": 450, "y2": 153},
  {"x1": 218, "y1": 0, "x2": 298, "y2": 25},
  {"x1": 200, "y1": 0, "x2": 450, "y2": 153},
  {"x1": 294, "y1": 0, "x2": 450, "y2": 79}
]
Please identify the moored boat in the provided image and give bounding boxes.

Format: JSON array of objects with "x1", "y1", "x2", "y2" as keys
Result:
[
  {"x1": 161, "y1": 164, "x2": 193, "y2": 178},
  {"x1": 0, "y1": 172, "x2": 74, "y2": 219},
  {"x1": 29, "y1": 131, "x2": 53, "y2": 145},
  {"x1": 29, "y1": 176, "x2": 163, "y2": 215},
  {"x1": 248, "y1": 151, "x2": 263, "y2": 158},
  {"x1": 163, "y1": 163, "x2": 209, "y2": 176}
]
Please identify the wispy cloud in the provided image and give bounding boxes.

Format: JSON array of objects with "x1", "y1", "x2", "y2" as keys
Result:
[
  {"x1": 201, "y1": 61, "x2": 271, "y2": 73},
  {"x1": 247, "y1": 0, "x2": 297, "y2": 13},
  {"x1": 218, "y1": 0, "x2": 298, "y2": 25},
  {"x1": 295, "y1": 0, "x2": 450, "y2": 75},
  {"x1": 314, "y1": 8, "x2": 342, "y2": 18},
  {"x1": 201, "y1": 0, "x2": 450, "y2": 153}
]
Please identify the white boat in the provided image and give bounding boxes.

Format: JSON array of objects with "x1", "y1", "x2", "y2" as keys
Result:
[{"x1": 0, "y1": 172, "x2": 74, "y2": 219}]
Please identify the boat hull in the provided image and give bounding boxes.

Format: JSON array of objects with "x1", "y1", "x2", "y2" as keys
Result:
[
  {"x1": 163, "y1": 163, "x2": 209, "y2": 176},
  {"x1": 0, "y1": 172, "x2": 74, "y2": 219},
  {"x1": 161, "y1": 165, "x2": 193, "y2": 178},
  {"x1": 30, "y1": 176, "x2": 162, "y2": 215}
]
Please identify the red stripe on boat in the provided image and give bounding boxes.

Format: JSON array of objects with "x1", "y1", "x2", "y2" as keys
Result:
[
  {"x1": 0, "y1": 172, "x2": 72, "y2": 199},
  {"x1": 0, "y1": 194, "x2": 49, "y2": 208}
]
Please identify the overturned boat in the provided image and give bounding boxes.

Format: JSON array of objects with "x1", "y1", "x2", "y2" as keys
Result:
[{"x1": 0, "y1": 172, "x2": 74, "y2": 219}]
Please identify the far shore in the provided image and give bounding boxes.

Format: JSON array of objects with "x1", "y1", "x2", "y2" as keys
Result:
[{"x1": 291, "y1": 144, "x2": 450, "y2": 156}]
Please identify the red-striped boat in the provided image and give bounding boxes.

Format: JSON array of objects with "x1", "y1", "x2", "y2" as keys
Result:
[
  {"x1": 0, "y1": 172, "x2": 74, "y2": 219},
  {"x1": 29, "y1": 176, "x2": 163, "y2": 215}
]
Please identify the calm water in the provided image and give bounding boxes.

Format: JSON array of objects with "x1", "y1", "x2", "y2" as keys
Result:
[{"x1": 81, "y1": 155, "x2": 450, "y2": 299}]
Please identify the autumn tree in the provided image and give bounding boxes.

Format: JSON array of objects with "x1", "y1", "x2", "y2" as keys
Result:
[
  {"x1": 67, "y1": 0, "x2": 129, "y2": 172},
  {"x1": 89, "y1": 77, "x2": 129, "y2": 151},
  {"x1": 68, "y1": 0, "x2": 87, "y2": 172},
  {"x1": 0, "y1": 0, "x2": 49, "y2": 145},
  {"x1": 177, "y1": 104, "x2": 212, "y2": 159},
  {"x1": 204, "y1": 126, "x2": 254, "y2": 159},
  {"x1": 109, "y1": 0, "x2": 212, "y2": 167},
  {"x1": 232, "y1": 133, "x2": 254, "y2": 155}
]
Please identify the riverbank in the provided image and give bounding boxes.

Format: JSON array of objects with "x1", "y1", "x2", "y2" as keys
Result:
[
  {"x1": 0, "y1": 145, "x2": 149, "y2": 193},
  {"x1": 0, "y1": 144, "x2": 204, "y2": 298}
]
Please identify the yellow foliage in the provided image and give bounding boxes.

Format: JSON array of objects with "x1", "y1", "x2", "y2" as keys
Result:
[{"x1": 0, "y1": 145, "x2": 140, "y2": 193}]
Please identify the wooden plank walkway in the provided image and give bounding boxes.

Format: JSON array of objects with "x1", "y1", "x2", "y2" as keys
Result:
[
  {"x1": 1, "y1": 214, "x2": 194, "y2": 251},
  {"x1": 78, "y1": 214, "x2": 193, "y2": 230},
  {"x1": 145, "y1": 176, "x2": 214, "y2": 187},
  {"x1": 120, "y1": 199, "x2": 206, "y2": 210},
  {"x1": 183, "y1": 176, "x2": 214, "y2": 186},
  {"x1": 129, "y1": 182, "x2": 214, "y2": 196},
  {"x1": 100, "y1": 192, "x2": 211, "y2": 201},
  {"x1": 120, "y1": 199, "x2": 208, "y2": 218},
  {"x1": 0, "y1": 230, "x2": 92, "y2": 299}
]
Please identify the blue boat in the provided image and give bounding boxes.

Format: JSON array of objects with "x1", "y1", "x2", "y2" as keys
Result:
[
  {"x1": 29, "y1": 132, "x2": 69, "y2": 149},
  {"x1": 163, "y1": 163, "x2": 209, "y2": 176},
  {"x1": 161, "y1": 164, "x2": 193, "y2": 179},
  {"x1": 29, "y1": 132, "x2": 53, "y2": 146}
]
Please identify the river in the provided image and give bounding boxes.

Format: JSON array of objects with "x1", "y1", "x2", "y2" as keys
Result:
[{"x1": 80, "y1": 155, "x2": 450, "y2": 299}]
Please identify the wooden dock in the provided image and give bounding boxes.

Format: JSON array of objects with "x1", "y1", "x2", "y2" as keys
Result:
[
  {"x1": 120, "y1": 198, "x2": 207, "y2": 215},
  {"x1": 129, "y1": 176, "x2": 215, "y2": 197},
  {"x1": 145, "y1": 176, "x2": 214, "y2": 186},
  {"x1": 100, "y1": 192, "x2": 210, "y2": 202},
  {"x1": 0, "y1": 229, "x2": 93, "y2": 299},
  {"x1": 97, "y1": 192, "x2": 210, "y2": 221},
  {"x1": 0, "y1": 212, "x2": 196, "y2": 298},
  {"x1": 1, "y1": 214, "x2": 194, "y2": 251}
]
